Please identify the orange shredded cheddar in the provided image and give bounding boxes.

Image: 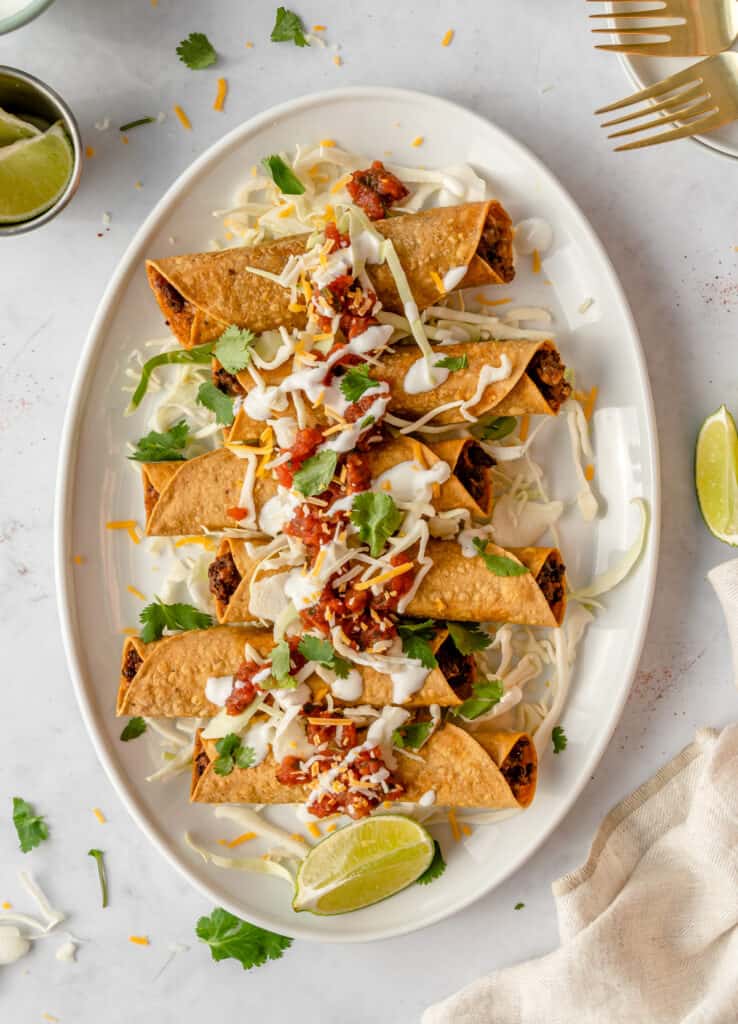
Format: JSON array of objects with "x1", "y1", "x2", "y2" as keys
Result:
[
  {"x1": 475, "y1": 295, "x2": 512, "y2": 307},
  {"x1": 42, "y1": 1016, "x2": 58, "y2": 1023},
  {"x1": 411, "y1": 136, "x2": 424, "y2": 147},
  {"x1": 448, "y1": 808, "x2": 461, "y2": 842},
  {"x1": 307, "y1": 822, "x2": 322, "y2": 840},
  {"x1": 518, "y1": 414, "x2": 530, "y2": 443},
  {"x1": 288, "y1": 302, "x2": 306, "y2": 313},
  {"x1": 313, "y1": 24, "x2": 327, "y2": 31},
  {"x1": 93, "y1": 807, "x2": 106, "y2": 824},
  {"x1": 127, "y1": 526, "x2": 140, "y2": 545},
  {"x1": 330, "y1": 174, "x2": 350, "y2": 194},
  {"x1": 223, "y1": 832, "x2": 257, "y2": 848},
  {"x1": 121, "y1": 135, "x2": 129, "y2": 145},
  {"x1": 224, "y1": 230, "x2": 233, "y2": 241},
  {"x1": 73, "y1": 554, "x2": 85, "y2": 565},
  {"x1": 290, "y1": 833, "x2": 307, "y2": 843},
  {"x1": 121, "y1": 627, "x2": 138, "y2": 636},
  {"x1": 85, "y1": 146, "x2": 95, "y2": 159},
  {"x1": 129, "y1": 935, "x2": 149, "y2": 946},
  {"x1": 461, "y1": 823, "x2": 472, "y2": 837},
  {"x1": 127, "y1": 585, "x2": 146, "y2": 601},
  {"x1": 150, "y1": 0, "x2": 158, "y2": 5},
  {"x1": 430, "y1": 269, "x2": 445, "y2": 294},
  {"x1": 333, "y1": 55, "x2": 342, "y2": 66},
  {"x1": 354, "y1": 562, "x2": 413, "y2": 591},
  {"x1": 107, "y1": 519, "x2": 137, "y2": 530},
  {"x1": 324, "y1": 202, "x2": 335, "y2": 221},
  {"x1": 311, "y1": 332, "x2": 334, "y2": 342},
  {"x1": 245, "y1": 40, "x2": 254, "y2": 48},
  {"x1": 173, "y1": 104, "x2": 191, "y2": 131},
  {"x1": 325, "y1": 822, "x2": 338, "y2": 833},
  {"x1": 278, "y1": 203, "x2": 295, "y2": 219},
  {"x1": 213, "y1": 77, "x2": 228, "y2": 112},
  {"x1": 441, "y1": 28, "x2": 454, "y2": 46},
  {"x1": 581, "y1": 385, "x2": 598, "y2": 422},
  {"x1": 532, "y1": 249, "x2": 542, "y2": 274},
  {"x1": 134, "y1": 180, "x2": 143, "y2": 190},
  {"x1": 584, "y1": 464, "x2": 595, "y2": 482},
  {"x1": 1, "y1": 901, "x2": 11, "y2": 909},
  {"x1": 320, "y1": 138, "x2": 336, "y2": 147},
  {"x1": 174, "y1": 536, "x2": 216, "y2": 550}
]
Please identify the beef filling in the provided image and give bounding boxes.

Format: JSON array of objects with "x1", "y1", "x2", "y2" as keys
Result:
[
  {"x1": 152, "y1": 271, "x2": 186, "y2": 315},
  {"x1": 144, "y1": 476, "x2": 159, "y2": 507},
  {"x1": 214, "y1": 365, "x2": 245, "y2": 397},
  {"x1": 478, "y1": 221, "x2": 515, "y2": 283},
  {"x1": 194, "y1": 749, "x2": 209, "y2": 779},
  {"x1": 536, "y1": 553, "x2": 566, "y2": 614},
  {"x1": 208, "y1": 552, "x2": 242, "y2": 605},
  {"x1": 122, "y1": 646, "x2": 143, "y2": 682},
  {"x1": 501, "y1": 738, "x2": 536, "y2": 800},
  {"x1": 456, "y1": 442, "x2": 495, "y2": 509},
  {"x1": 528, "y1": 348, "x2": 572, "y2": 412},
  {"x1": 437, "y1": 635, "x2": 476, "y2": 699}
]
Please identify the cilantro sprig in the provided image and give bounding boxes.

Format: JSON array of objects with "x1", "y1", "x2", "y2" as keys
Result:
[
  {"x1": 213, "y1": 734, "x2": 256, "y2": 776},
  {"x1": 446, "y1": 622, "x2": 491, "y2": 655},
  {"x1": 88, "y1": 849, "x2": 109, "y2": 908},
  {"x1": 197, "y1": 381, "x2": 234, "y2": 426},
  {"x1": 270, "y1": 7, "x2": 309, "y2": 47},
  {"x1": 12, "y1": 797, "x2": 48, "y2": 853},
  {"x1": 128, "y1": 343, "x2": 215, "y2": 411},
  {"x1": 139, "y1": 600, "x2": 212, "y2": 643},
  {"x1": 392, "y1": 720, "x2": 434, "y2": 750},
  {"x1": 417, "y1": 840, "x2": 446, "y2": 885},
  {"x1": 298, "y1": 636, "x2": 350, "y2": 678},
  {"x1": 435, "y1": 354, "x2": 467, "y2": 372},
  {"x1": 475, "y1": 415, "x2": 517, "y2": 442},
  {"x1": 119, "y1": 116, "x2": 155, "y2": 133},
  {"x1": 351, "y1": 492, "x2": 403, "y2": 557},
  {"x1": 214, "y1": 325, "x2": 255, "y2": 374},
  {"x1": 339, "y1": 364, "x2": 376, "y2": 403},
  {"x1": 197, "y1": 908, "x2": 292, "y2": 971},
  {"x1": 292, "y1": 450, "x2": 337, "y2": 496},
  {"x1": 129, "y1": 421, "x2": 191, "y2": 463},
  {"x1": 552, "y1": 725, "x2": 568, "y2": 754},
  {"x1": 472, "y1": 537, "x2": 529, "y2": 577},
  {"x1": 397, "y1": 620, "x2": 438, "y2": 670},
  {"x1": 454, "y1": 679, "x2": 504, "y2": 720},
  {"x1": 120, "y1": 717, "x2": 147, "y2": 742},
  {"x1": 266, "y1": 640, "x2": 299, "y2": 689},
  {"x1": 177, "y1": 32, "x2": 217, "y2": 69},
  {"x1": 262, "y1": 154, "x2": 306, "y2": 195}
]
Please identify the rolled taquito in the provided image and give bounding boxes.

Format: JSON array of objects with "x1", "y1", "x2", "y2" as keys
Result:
[{"x1": 147, "y1": 201, "x2": 514, "y2": 347}]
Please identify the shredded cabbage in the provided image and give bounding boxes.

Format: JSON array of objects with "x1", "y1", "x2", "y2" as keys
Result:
[
  {"x1": 184, "y1": 832, "x2": 297, "y2": 886},
  {"x1": 572, "y1": 499, "x2": 649, "y2": 601}
]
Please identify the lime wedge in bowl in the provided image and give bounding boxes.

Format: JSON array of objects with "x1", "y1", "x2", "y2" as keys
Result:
[
  {"x1": 695, "y1": 404, "x2": 738, "y2": 545},
  {"x1": 0, "y1": 121, "x2": 73, "y2": 225},
  {"x1": 0, "y1": 107, "x2": 41, "y2": 146},
  {"x1": 293, "y1": 815, "x2": 435, "y2": 915}
]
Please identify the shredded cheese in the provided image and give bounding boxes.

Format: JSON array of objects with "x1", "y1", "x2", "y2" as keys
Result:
[
  {"x1": 290, "y1": 833, "x2": 307, "y2": 843},
  {"x1": 129, "y1": 935, "x2": 149, "y2": 946},
  {"x1": 532, "y1": 249, "x2": 541, "y2": 274},
  {"x1": 476, "y1": 295, "x2": 512, "y2": 306},
  {"x1": 411, "y1": 136, "x2": 424, "y2": 147},
  {"x1": 519, "y1": 414, "x2": 530, "y2": 442},
  {"x1": 279, "y1": 203, "x2": 295, "y2": 219},
  {"x1": 1, "y1": 902, "x2": 11, "y2": 909},
  {"x1": 73, "y1": 554, "x2": 85, "y2": 565},
  {"x1": 173, "y1": 104, "x2": 191, "y2": 131},
  {"x1": 448, "y1": 807, "x2": 461, "y2": 842},
  {"x1": 584, "y1": 464, "x2": 595, "y2": 482},
  {"x1": 288, "y1": 302, "x2": 306, "y2": 313},
  {"x1": 307, "y1": 822, "x2": 322, "y2": 840},
  {"x1": 461, "y1": 823, "x2": 472, "y2": 836},
  {"x1": 218, "y1": 832, "x2": 257, "y2": 848},
  {"x1": 174, "y1": 536, "x2": 216, "y2": 550},
  {"x1": 85, "y1": 146, "x2": 95, "y2": 158},
  {"x1": 127, "y1": 585, "x2": 146, "y2": 600},
  {"x1": 121, "y1": 627, "x2": 137, "y2": 636},
  {"x1": 320, "y1": 138, "x2": 336, "y2": 147},
  {"x1": 331, "y1": 174, "x2": 351, "y2": 194},
  {"x1": 441, "y1": 28, "x2": 454, "y2": 46},
  {"x1": 92, "y1": 808, "x2": 106, "y2": 824},
  {"x1": 333, "y1": 55, "x2": 342, "y2": 66},
  {"x1": 430, "y1": 269, "x2": 445, "y2": 294},
  {"x1": 313, "y1": 24, "x2": 327, "y2": 31},
  {"x1": 106, "y1": 519, "x2": 136, "y2": 530},
  {"x1": 213, "y1": 77, "x2": 228, "y2": 112},
  {"x1": 354, "y1": 562, "x2": 413, "y2": 591}
]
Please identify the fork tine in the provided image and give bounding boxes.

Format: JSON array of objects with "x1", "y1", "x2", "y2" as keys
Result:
[
  {"x1": 591, "y1": 26, "x2": 673, "y2": 35},
  {"x1": 600, "y1": 82, "x2": 704, "y2": 126},
  {"x1": 614, "y1": 114, "x2": 722, "y2": 151},
  {"x1": 607, "y1": 100, "x2": 717, "y2": 138},
  {"x1": 589, "y1": 9, "x2": 670, "y2": 19},
  {"x1": 595, "y1": 65, "x2": 703, "y2": 114},
  {"x1": 595, "y1": 40, "x2": 678, "y2": 52}
]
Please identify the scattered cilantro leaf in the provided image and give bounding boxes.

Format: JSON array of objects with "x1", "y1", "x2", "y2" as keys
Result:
[
  {"x1": 235, "y1": 745, "x2": 256, "y2": 769},
  {"x1": 88, "y1": 849, "x2": 108, "y2": 908},
  {"x1": 351, "y1": 491, "x2": 403, "y2": 557},
  {"x1": 339, "y1": 364, "x2": 375, "y2": 403},
  {"x1": 392, "y1": 720, "x2": 434, "y2": 750},
  {"x1": 292, "y1": 450, "x2": 337, "y2": 496},
  {"x1": 477, "y1": 415, "x2": 517, "y2": 442},
  {"x1": 119, "y1": 116, "x2": 155, "y2": 132},
  {"x1": 472, "y1": 538, "x2": 529, "y2": 577},
  {"x1": 12, "y1": 797, "x2": 48, "y2": 853},
  {"x1": 139, "y1": 600, "x2": 212, "y2": 643},
  {"x1": 268, "y1": 638, "x2": 298, "y2": 689},
  {"x1": 417, "y1": 841, "x2": 446, "y2": 885},
  {"x1": 120, "y1": 717, "x2": 147, "y2": 742},
  {"x1": 552, "y1": 725, "x2": 568, "y2": 754},
  {"x1": 197, "y1": 381, "x2": 235, "y2": 426},
  {"x1": 446, "y1": 622, "x2": 492, "y2": 655},
  {"x1": 435, "y1": 355, "x2": 467, "y2": 372},
  {"x1": 177, "y1": 32, "x2": 217, "y2": 69},
  {"x1": 270, "y1": 7, "x2": 309, "y2": 47},
  {"x1": 129, "y1": 420, "x2": 190, "y2": 463},
  {"x1": 262, "y1": 154, "x2": 306, "y2": 195},
  {"x1": 298, "y1": 636, "x2": 351, "y2": 679},
  {"x1": 514, "y1": 902, "x2": 525, "y2": 910},
  {"x1": 128, "y1": 344, "x2": 214, "y2": 410},
  {"x1": 360, "y1": 415, "x2": 375, "y2": 429},
  {"x1": 196, "y1": 907, "x2": 292, "y2": 971},
  {"x1": 213, "y1": 734, "x2": 256, "y2": 776},
  {"x1": 397, "y1": 619, "x2": 438, "y2": 670},
  {"x1": 454, "y1": 679, "x2": 504, "y2": 720},
  {"x1": 214, "y1": 325, "x2": 255, "y2": 374}
]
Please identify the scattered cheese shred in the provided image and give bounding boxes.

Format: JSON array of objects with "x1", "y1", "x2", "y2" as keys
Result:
[
  {"x1": 411, "y1": 136, "x2": 424, "y2": 147},
  {"x1": 279, "y1": 203, "x2": 295, "y2": 219},
  {"x1": 127, "y1": 526, "x2": 140, "y2": 545},
  {"x1": 106, "y1": 520, "x2": 136, "y2": 530},
  {"x1": 320, "y1": 138, "x2": 336, "y2": 147},
  {"x1": 218, "y1": 832, "x2": 257, "y2": 848},
  {"x1": 121, "y1": 135, "x2": 129, "y2": 145},
  {"x1": 518, "y1": 414, "x2": 530, "y2": 442},
  {"x1": 312, "y1": 548, "x2": 327, "y2": 577},
  {"x1": 578, "y1": 385, "x2": 598, "y2": 422},
  {"x1": 245, "y1": 41, "x2": 254, "y2": 49},
  {"x1": 584, "y1": 464, "x2": 595, "y2": 482},
  {"x1": 307, "y1": 822, "x2": 322, "y2": 840},
  {"x1": 325, "y1": 822, "x2": 338, "y2": 833},
  {"x1": 93, "y1": 808, "x2": 106, "y2": 824},
  {"x1": 354, "y1": 562, "x2": 413, "y2": 591},
  {"x1": 42, "y1": 1015, "x2": 58, "y2": 1023},
  {"x1": 213, "y1": 77, "x2": 228, "y2": 112},
  {"x1": 313, "y1": 24, "x2": 327, "y2": 31},
  {"x1": 73, "y1": 554, "x2": 85, "y2": 565},
  {"x1": 430, "y1": 269, "x2": 445, "y2": 294},
  {"x1": 173, "y1": 104, "x2": 191, "y2": 131},
  {"x1": 306, "y1": 717, "x2": 348, "y2": 726},
  {"x1": 121, "y1": 628, "x2": 137, "y2": 636},
  {"x1": 312, "y1": 332, "x2": 333, "y2": 342},
  {"x1": 331, "y1": 174, "x2": 351, "y2": 194},
  {"x1": 1, "y1": 901, "x2": 11, "y2": 909},
  {"x1": 85, "y1": 146, "x2": 95, "y2": 159},
  {"x1": 475, "y1": 295, "x2": 512, "y2": 307},
  {"x1": 448, "y1": 807, "x2": 461, "y2": 842},
  {"x1": 129, "y1": 935, "x2": 149, "y2": 946},
  {"x1": 288, "y1": 302, "x2": 306, "y2": 313},
  {"x1": 441, "y1": 28, "x2": 454, "y2": 46},
  {"x1": 461, "y1": 823, "x2": 472, "y2": 837},
  {"x1": 532, "y1": 249, "x2": 542, "y2": 274},
  {"x1": 290, "y1": 833, "x2": 307, "y2": 843},
  {"x1": 174, "y1": 536, "x2": 216, "y2": 550},
  {"x1": 333, "y1": 55, "x2": 342, "y2": 66},
  {"x1": 127, "y1": 585, "x2": 146, "y2": 600}
]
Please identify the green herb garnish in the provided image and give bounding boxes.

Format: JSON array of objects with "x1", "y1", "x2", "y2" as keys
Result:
[
  {"x1": 197, "y1": 380, "x2": 235, "y2": 426},
  {"x1": 417, "y1": 841, "x2": 446, "y2": 885},
  {"x1": 392, "y1": 720, "x2": 434, "y2": 750},
  {"x1": 477, "y1": 415, "x2": 517, "y2": 442},
  {"x1": 552, "y1": 725, "x2": 568, "y2": 754},
  {"x1": 446, "y1": 622, "x2": 491, "y2": 655},
  {"x1": 351, "y1": 492, "x2": 403, "y2": 557},
  {"x1": 397, "y1": 620, "x2": 438, "y2": 670},
  {"x1": 472, "y1": 537, "x2": 529, "y2": 577},
  {"x1": 435, "y1": 355, "x2": 467, "y2": 372},
  {"x1": 129, "y1": 420, "x2": 191, "y2": 463},
  {"x1": 270, "y1": 7, "x2": 309, "y2": 47},
  {"x1": 213, "y1": 734, "x2": 256, "y2": 776},
  {"x1": 267, "y1": 639, "x2": 299, "y2": 689},
  {"x1": 214, "y1": 325, "x2": 255, "y2": 374},
  {"x1": 88, "y1": 849, "x2": 109, "y2": 908},
  {"x1": 119, "y1": 116, "x2": 155, "y2": 132},
  {"x1": 454, "y1": 679, "x2": 504, "y2": 720},
  {"x1": 128, "y1": 343, "x2": 215, "y2": 411},
  {"x1": 12, "y1": 797, "x2": 48, "y2": 853},
  {"x1": 196, "y1": 907, "x2": 292, "y2": 970},
  {"x1": 514, "y1": 901, "x2": 525, "y2": 910},
  {"x1": 139, "y1": 600, "x2": 212, "y2": 643},
  {"x1": 298, "y1": 636, "x2": 350, "y2": 678},
  {"x1": 177, "y1": 32, "x2": 217, "y2": 69},
  {"x1": 339, "y1": 364, "x2": 376, "y2": 403},
  {"x1": 292, "y1": 450, "x2": 337, "y2": 496},
  {"x1": 262, "y1": 154, "x2": 306, "y2": 195},
  {"x1": 120, "y1": 717, "x2": 147, "y2": 742}
]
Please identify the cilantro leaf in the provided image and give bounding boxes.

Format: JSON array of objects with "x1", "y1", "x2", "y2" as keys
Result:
[
  {"x1": 139, "y1": 600, "x2": 213, "y2": 643},
  {"x1": 360, "y1": 415, "x2": 375, "y2": 429},
  {"x1": 213, "y1": 734, "x2": 256, "y2": 776},
  {"x1": 392, "y1": 720, "x2": 434, "y2": 750},
  {"x1": 292, "y1": 450, "x2": 337, "y2": 496},
  {"x1": 435, "y1": 355, "x2": 467, "y2": 372},
  {"x1": 552, "y1": 725, "x2": 568, "y2": 754},
  {"x1": 12, "y1": 797, "x2": 48, "y2": 853},
  {"x1": 214, "y1": 325, "x2": 255, "y2": 375},
  {"x1": 270, "y1": 7, "x2": 309, "y2": 47},
  {"x1": 472, "y1": 538, "x2": 529, "y2": 577},
  {"x1": 476, "y1": 415, "x2": 517, "y2": 442},
  {"x1": 119, "y1": 116, "x2": 155, "y2": 132},
  {"x1": 128, "y1": 343, "x2": 214, "y2": 410},
  {"x1": 454, "y1": 679, "x2": 504, "y2": 720},
  {"x1": 397, "y1": 620, "x2": 438, "y2": 670},
  {"x1": 351, "y1": 492, "x2": 403, "y2": 557},
  {"x1": 196, "y1": 907, "x2": 292, "y2": 971},
  {"x1": 514, "y1": 902, "x2": 525, "y2": 910},
  {"x1": 446, "y1": 622, "x2": 492, "y2": 655},
  {"x1": 268, "y1": 639, "x2": 298, "y2": 688},
  {"x1": 88, "y1": 849, "x2": 108, "y2": 908},
  {"x1": 120, "y1": 717, "x2": 147, "y2": 742},
  {"x1": 197, "y1": 381, "x2": 235, "y2": 426},
  {"x1": 417, "y1": 841, "x2": 446, "y2": 885},
  {"x1": 129, "y1": 420, "x2": 190, "y2": 463},
  {"x1": 339, "y1": 364, "x2": 375, "y2": 403},
  {"x1": 235, "y1": 745, "x2": 256, "y2": 769},
  {"x1": 298, "y1": 636, "x2": 351, "y2": 678},
  {"x1": 262, "y1": 154, "x2": 306, "y2": 195},
  {"x1": 177, "y1": 32, "x2": 217, "y2": 69}
]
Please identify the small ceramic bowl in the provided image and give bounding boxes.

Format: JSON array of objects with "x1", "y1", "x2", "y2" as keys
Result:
[
  {"x1": 0, "y1": 65, "x2": 82, "y2": 235},
  {"x1": 0, "y1": 0, "x2": 55, "y2": 36}
]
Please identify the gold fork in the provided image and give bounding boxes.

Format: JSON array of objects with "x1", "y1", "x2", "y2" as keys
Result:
[
  {"x1": 589, "y1": 0, "x2": 738, "y2": 56},
  {"x1": 596, "y1": 52, "x2": 738, "y2": 149}
]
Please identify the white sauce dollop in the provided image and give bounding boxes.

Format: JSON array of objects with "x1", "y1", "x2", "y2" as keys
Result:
[
  {"x1": 514, "y1": 217, "x2": 553, "y2": 256},
  {"x1": 459, "y1": 356, "x2": 513, "y2": 418},
  {"x1": 374, "y1": 460, "x2": 451, "y2": 504},
  {"x1": 442, "y1": 265, "x2": 467, "y2": 292},
  {"x1": 205, "y1": 675, "x2": 235, "y2": 707},
  {"x1": 0, "y1": 925, "x2": 30, "y2": 965},
  {"x1": 403, "y1": 356, "x2": 450, "y2": 395}
]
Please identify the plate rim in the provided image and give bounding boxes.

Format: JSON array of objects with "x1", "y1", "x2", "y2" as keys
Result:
[{"x1": 54, "y1": 84, "x2": 661, "y2": 943}]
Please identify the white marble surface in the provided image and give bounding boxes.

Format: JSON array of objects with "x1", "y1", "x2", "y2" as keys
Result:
[{"x1": 1, "y1": 0, "x2": 737, "y2": 1020}]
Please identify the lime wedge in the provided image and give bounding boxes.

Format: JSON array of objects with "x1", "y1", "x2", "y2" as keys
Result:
[
  {"x1": 695, "y1": 404, "x2": 738, "y2": 545},
  {"x1": 293, "y1": 815, "x2": 434, "y2": 915},
  {"x1": 0, "y1": 107, "x2": 41, "y2": 146},
  {"x1": 0, "y1": 121, "x2": 74, "y2": 225}
]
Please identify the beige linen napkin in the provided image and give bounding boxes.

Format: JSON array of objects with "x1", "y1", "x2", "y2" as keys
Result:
[{"x1": 424, "y1": 561, "x2": 738, "y2": 1024}]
